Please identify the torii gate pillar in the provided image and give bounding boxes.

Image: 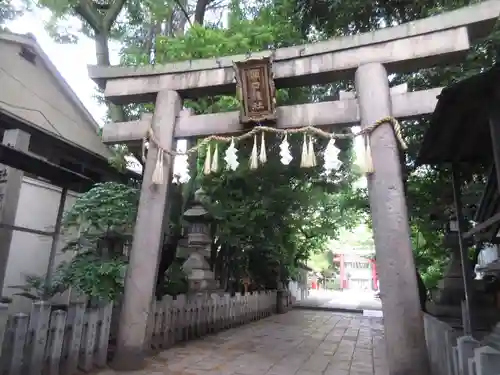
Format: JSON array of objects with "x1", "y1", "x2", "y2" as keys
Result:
[
  {"x1": 355, "y1": 63, "x2": 429, "y2": 375},
  {"x1": 111, "y1": 90, "x2": 181, "y2": 370}
]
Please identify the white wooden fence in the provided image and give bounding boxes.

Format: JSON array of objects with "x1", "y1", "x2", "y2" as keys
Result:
[
  {"x1": 146, "y1": 291, "x2": 278, "y2": 351},
  {"x1": 0, "y1": 301, "x2": 113, "y2": 375}
]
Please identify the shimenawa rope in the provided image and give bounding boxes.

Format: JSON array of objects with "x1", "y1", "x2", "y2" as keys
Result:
[{"x1": 144, "y1": 116, "x2": 406, "y2": 184}]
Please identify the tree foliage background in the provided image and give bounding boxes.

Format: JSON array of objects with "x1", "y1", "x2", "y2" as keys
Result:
[{"x1": 4, "y1": 0, "x2": 498, "y2": 299}]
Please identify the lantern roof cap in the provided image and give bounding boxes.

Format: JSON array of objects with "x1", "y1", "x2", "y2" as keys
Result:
[{"x1": 183, "y1": 188, "x2": 210, "y2": 220}]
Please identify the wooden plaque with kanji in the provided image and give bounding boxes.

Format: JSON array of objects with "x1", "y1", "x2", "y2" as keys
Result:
[{"x1": 233, "y1": 57, "x2": 277, "y2": 125}]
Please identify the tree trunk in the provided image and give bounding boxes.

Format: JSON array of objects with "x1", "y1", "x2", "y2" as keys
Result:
[
  {"x1": 194, "y1": 0, "x2": 211, "y2": 25},
  {"x1": 74, "y1": 0, "x2": 127, "y2": 123},
  {"x1": 94, "y1": 31, "x2": 125, "y2": 122}
]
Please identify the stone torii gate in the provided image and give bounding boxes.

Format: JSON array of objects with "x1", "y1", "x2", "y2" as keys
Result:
[{"x1": 88, "y1": 2, "x2": 500, "y2": 374}]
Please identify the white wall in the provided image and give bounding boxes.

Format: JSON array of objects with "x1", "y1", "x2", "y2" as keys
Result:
[{"x1": 2, "y1": 177, "x2": 79, "y2": 313}]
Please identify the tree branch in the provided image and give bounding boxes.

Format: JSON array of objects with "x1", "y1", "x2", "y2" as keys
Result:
[
  {"x1": 172, "y1": 0, "x2": 193, "y2": 28},
  {"x1": 74, "y1": 0, "x2": 102, "y2": 31},
  {"x1": 102, "y1": 0, "x2": 127, "y2": 31}
]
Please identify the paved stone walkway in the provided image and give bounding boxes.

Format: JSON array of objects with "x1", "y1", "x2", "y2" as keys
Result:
[{"x1": 99, "y1": 310, "x2": 388, "y2": 375}]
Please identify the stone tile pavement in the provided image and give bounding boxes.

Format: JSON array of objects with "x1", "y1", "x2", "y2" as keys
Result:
[{"x1": 98, "y1": 310, "x2": 388, "y2": 375}]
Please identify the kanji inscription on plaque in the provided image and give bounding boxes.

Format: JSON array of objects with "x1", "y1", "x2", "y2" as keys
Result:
[{"x1": 233, "y1": 57, "x2": 276, "y2": 125}]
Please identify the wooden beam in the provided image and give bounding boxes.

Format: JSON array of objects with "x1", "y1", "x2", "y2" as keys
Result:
[
  {"x1": 462, "y1": 212, "x2": 500, "y2": 239},
  {"x1": 98, "y1": 28, "x2": 466, "y2": 104},
  {"x1": 489, "y1": 92, "x2": 500, "y2": 194},
  {"x1": 0, "y1": 222, "x2": 54, "y2": 237},
  {"x1": 102, "y1": 87, "x2": 442, "y2": 145}
]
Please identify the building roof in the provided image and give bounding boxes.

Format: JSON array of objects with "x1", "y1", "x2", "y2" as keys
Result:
[
  {"x1": 0, "y1": 143, "x2": 93, "y2": 189},
  {"x1": 0, "y1": 31, "x2": 111, "y2": 159},
  {"x1": 297, "y1": 262, "x2": 313, "y2": 272},
  {"x1": 417, "y1": 63, "x2": 500, "y2": 166}
]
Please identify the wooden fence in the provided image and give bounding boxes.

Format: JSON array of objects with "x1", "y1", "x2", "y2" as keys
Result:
[
  {"x1": 0, "y1": 301, "x2": 113, "y2": 375},
  {"x1": 0, "y1": 290, "x2": 278, "y2": 375},
  {"x1": 145, "y1": 291, "x2": 278, "y2": 351}
]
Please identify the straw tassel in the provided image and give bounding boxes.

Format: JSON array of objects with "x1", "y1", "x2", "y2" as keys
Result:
[
  {"x1": 203, "y1": 144, "x2": 212, "y2": 175},
  {"x1": 361, "y1": 135, "x2": 374, "y2": 175},
  {"x1": 211, "y1": 144, "x2": 219, "y2": 173},
  {"x1": 152, "y1": 148, "x2": 165, "y2": 185},
  {"x1": 259, "y1": 133, "x2": 267, "y2": 164},
  {"x1": 300, "y1": 134, "x2": 309, "y2": 168},
  {"x1": 250, "y1": 135, "x2": 259, "y2": 170},
  {"x1": 308, "y1": 136, "x2": 317, "y2": 167}
]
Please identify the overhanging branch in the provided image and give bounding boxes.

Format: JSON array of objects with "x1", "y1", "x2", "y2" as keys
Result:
[
  {"x1": 74, "y1": 0, "x2": 102, "y2": 31},
  {"x1": 103, "y1": 0, "x2": 127, "y2": 31},
  {"x1": 172, "y1": 0, "x2": 193, "y2": 28}
]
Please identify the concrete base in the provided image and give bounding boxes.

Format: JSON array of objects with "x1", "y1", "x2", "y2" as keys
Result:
[
  {"x1": 109, "y1": 346, "x2": 146, "y2": 371},
  {"x1": 276, "y1": 290, "x2": 291, "y2": 314}
]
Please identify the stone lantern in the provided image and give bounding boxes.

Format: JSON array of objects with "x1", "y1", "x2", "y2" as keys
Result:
[{"x1": 182, "y1": 188, "x2": 217, "y2": 293}]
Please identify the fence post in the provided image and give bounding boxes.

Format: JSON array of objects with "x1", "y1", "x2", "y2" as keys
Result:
[
  {"x1": 210, "y1": 294, "x2": 217, "y2": 333},
  {"x1": 169, "y1": 296, "x2": 178, "y2": 346},
  {"x1": 184, "y1": 297, "x2": 192, "y2": 341},
  {"x1": 0, "y1": 303, "x2": 9, "y2": 357},
  {"x1": 195, "y1": 295, "x2": 202, "y2": 337},
  {"x1": 46, "y1": 310, "x2": 67, "y2": 375},
  {"x1": 223, "y1": 294, "x2": 230, "y2": 329},
  {"x1": 96, "y1": 303, "x2": 113, "y2": 366},
  {"x1": 457, "y1": 336, "x2": 480, "y2": 375},
  {"x1": 63, "y1": 302, "x2": 86, "y2": 375},
  {"x1": 145, "y1": 300, "x2": 156, "y2": 350},
  {"x1": 445, "y1": 328, "x2": 461, "y2": 375},
  {"x1": 152, "y1": 301, "x2": 164, "y2": 351},
  {"x1": 188, "y1": 296, "x2": 196, "y2": 339},
  {"x1": 474, "y1": 346, "x2": 500, "y2": 375},
  {"x1": 175, "y1": 295, "x2": 186, "y2": 342},
  {"x1": 79, "y1": 308, "x2": 99, "y2": 372},
  {"x1": 244, "y1": 294, "x2": 249, "y2": 323},
  {"x1": 199, "y1": 295, "x2": 207, "y2": 336},
  {"x1": 26, "y1": 301, "x2": 51, "y2": 375},
  {"x1": 8, "y1": 313, "x2": 29, "y2": 375},
  {"x1": 162, "y1": 295, "x2": 173, "y2": 348}
]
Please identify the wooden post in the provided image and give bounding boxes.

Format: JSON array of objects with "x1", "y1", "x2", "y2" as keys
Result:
[
  {"x1": 44, "y1": 187, "x2": 68, "y2": 297},
  {"x1": 488, "y1": 103, "x2": 500, "y2": 192},
  {"x1": 355, "y1": 62, "x2": 429, "y2": 375},
  {"x1": 451, "y1": 165, "x2": 473, "y2": 335},
  {"x1": 0, "y1": 129, "x2": 30, "y2": 292},
  {"x1": 111, "y1": 90, "x2": 181, "y2": 371}
]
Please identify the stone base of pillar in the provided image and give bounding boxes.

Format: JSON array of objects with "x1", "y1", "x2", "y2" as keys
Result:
[
  {"x1": 109, "y1": 346, "x2": 146, "y2": 371},
  {"x1": 276, "y1": 290, "x2": 291, "y2": 314}
]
